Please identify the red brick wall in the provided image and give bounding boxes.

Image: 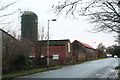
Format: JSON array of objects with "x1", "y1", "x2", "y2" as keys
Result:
[
  {"x1": 78, "y1": 52, "x2": 86, "y2": 61},
  {"x1": 33, "y1": 45, "x2": 68, "y2": 64},
  {"x1": 49, "y1": 46, "x2": 66, "y2": 64},
  {"x1": 86, "y1": 49, "x2": 98, "y2": 60},
  {"x1": 72, "y1": 50, "x2": 86, "y2": 62},
  {"x1": 64, "y1": 44, "x2": 72, "y2": 64}
]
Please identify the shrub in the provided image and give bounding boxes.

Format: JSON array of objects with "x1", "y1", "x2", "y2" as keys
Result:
[{"x1": 13, "y1": 53, "x2": 27, "y2": 70}]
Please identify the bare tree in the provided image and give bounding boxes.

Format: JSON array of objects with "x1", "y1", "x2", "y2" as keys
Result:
[
  {"x1": 38, "y1": 26, "x2": 48, "y2": 40},
  {"x1": 2, "y1": 30, "x2": 18, "y2": 73},
  {"x1": 0, "y1": 0, "x2": 19, "y2": 34},
  {"x1": 0, "y1": 1, "x2": 18, "y2": 18},
  {"x1": 2, "y1": 30, "x2": 34, "y2": 73},
  {"x1": 34, "y1": 25, "x2": 49, "y2": 67},
  {"x1": 17, "y1": 38, "x2": 34, "y2": 55},
  {"x1": 53, "y1": 0, "x2": 120, "y2": 34},
  {"x1": 97, "y1": 43, "x2": 106, "y2": 58}
]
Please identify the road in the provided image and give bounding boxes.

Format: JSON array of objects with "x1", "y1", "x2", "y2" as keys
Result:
[{"x1": 21, "y1": 58, "x2": 118, "y2": 78}]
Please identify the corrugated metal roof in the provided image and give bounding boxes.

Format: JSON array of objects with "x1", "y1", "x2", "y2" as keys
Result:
[
  {"x1": 73, "y1": 40, "x2": 94, "y2": 49},
  {"x1": 36, "y1": 39, "x2": 70, "y2": 46}
]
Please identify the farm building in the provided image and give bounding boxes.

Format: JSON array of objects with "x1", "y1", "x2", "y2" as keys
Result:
[
  {"x1": 31, "y1": 39, "x2": 72, "y2": 66},
  {"x1": 72, "y1": 40, "x2": 98, "y2": 62},
  {"x1": 21, "y1": 11, "x2": 38, "y2": 42}
]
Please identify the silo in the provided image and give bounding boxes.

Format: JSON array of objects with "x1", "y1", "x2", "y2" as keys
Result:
[{"x1": 21, "y1": 11, "x2": 38, "y2": 41}]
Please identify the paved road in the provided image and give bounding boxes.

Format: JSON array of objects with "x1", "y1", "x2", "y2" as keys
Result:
[{"x1": 21, "y1": 58, "x2": 118, "y2": 78}]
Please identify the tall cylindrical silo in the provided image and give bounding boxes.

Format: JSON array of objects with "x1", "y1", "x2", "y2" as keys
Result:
[{"x1": 21, "y1": 11, "x2": 38, "y2": 41}]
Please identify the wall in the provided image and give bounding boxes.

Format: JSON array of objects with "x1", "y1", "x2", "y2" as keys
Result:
[
  {"x1": 0, "y1": 30, "x2": 2, "y2": 78},
  {"x1": 78, "y1": 52, "x2": 86, "y2": 61},
  {"x1": 36, "y1": 46, "x2": 66, "y2": 65},
  {"x1": 72, "y1": 41, "x2": 99, "y2": 62},
  {"x1": 33, "y1": 42, "x2": 73, "y2": 66}
]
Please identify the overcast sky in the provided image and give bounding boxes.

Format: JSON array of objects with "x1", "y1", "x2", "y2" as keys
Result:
[{"x1": 0, "y1": 0, "x2": 118, "y2": 48}]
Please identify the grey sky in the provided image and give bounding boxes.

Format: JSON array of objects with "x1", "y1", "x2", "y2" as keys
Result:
[{"x1": 0, "y1": 0, "x2": 117, "y2": 48}]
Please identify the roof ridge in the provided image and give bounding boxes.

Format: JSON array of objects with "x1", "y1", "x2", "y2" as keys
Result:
[{"x1": 73, "y1": 40, "x2": 94, "y2": 49}]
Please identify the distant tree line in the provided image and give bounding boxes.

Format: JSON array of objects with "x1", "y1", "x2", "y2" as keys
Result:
[{"x1": 106, "y1": 45, "x2": 120, "y2": 57}]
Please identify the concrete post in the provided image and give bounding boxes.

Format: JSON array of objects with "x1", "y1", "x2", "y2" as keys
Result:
[{"x1": 0, "y1": 30, "x2": 2, "y2": 79}]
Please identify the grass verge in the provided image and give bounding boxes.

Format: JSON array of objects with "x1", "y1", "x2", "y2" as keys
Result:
[
  {"x1": 2, "y1": 66, "x2": 62, "y2": 79},
  {"x1": 65, "y1": 57, "x2": 108, "y2": 66}
]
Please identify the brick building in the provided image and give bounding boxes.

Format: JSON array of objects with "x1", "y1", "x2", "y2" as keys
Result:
[
  {"x1": 32, "y1": 39, "x2": 72, "y2": 66},
  {"x1": 72, "y1": 40, "x2": 98, "y2": 62}
]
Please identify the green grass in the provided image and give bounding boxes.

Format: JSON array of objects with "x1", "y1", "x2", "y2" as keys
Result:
[
  {"x1": 88, "y1": 57, "x2": 108, "y2": 61},
  {"x1": 3, "y1": 68, "x2": 46, "y2": 78},
  {"x1": 2, "y1": 66, "x2": 62, "y2": 78},
  {"x1": 65, "y1": 57, "x2": 108, "y2": 66}
]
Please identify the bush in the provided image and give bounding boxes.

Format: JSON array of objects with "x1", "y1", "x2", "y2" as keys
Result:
[
  {"x1": 26, "y1": 60, "x2": 32, "y2": 69},
  {"x1": 13, "y1": 53, "x2": 28, "y2": 70}
]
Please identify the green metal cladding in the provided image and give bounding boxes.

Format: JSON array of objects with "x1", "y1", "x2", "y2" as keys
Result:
[{"x1": 21, "y1": 11, "x2": 38, "y2": 41}]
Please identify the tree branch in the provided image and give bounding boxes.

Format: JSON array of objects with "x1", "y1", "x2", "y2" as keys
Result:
[
  {"x1": 0, "y1": 1, "x2": 18, "y2": 11},
  {"x1": 0, "y1": 10, "x2": 17, "y2": 17}
]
